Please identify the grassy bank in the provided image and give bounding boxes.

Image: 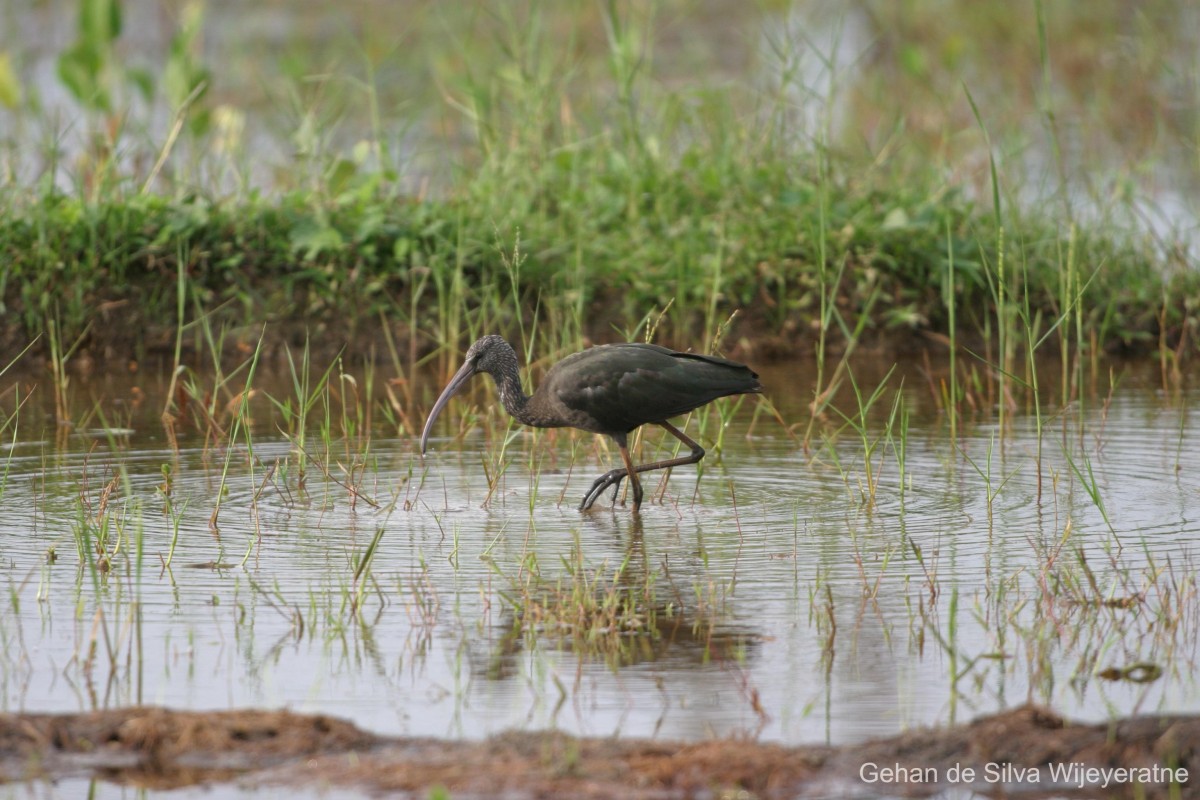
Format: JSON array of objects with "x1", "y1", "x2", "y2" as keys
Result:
[
  {"x1": 1, "y1": 1, "x2": 1196, "y2": 369},
  {"x1": 2, "y1": 146, "x2": 1189, "y2": 365}
]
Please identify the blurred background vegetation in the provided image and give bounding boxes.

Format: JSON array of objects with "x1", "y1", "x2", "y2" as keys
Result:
[{"x1": 0, "y1": 0, "x2": 1196, "y2": 364}]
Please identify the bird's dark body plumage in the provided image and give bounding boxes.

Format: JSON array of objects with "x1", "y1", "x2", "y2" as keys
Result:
[
  {"x1": 420, "y1": 335, "x2": 762, "y2": 511},
  {"x1": 528, "y1": 342, "x2": 759, "y2": 433}
]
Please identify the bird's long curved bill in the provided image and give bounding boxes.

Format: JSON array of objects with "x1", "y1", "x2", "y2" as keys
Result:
[{"x1": 419, "y1": 361, "x2": 478, "y2": 454}]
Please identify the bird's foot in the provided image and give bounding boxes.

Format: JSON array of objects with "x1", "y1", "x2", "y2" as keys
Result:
[{"x1": 580, "y1": 468, "x2": 627, "y2": 511}]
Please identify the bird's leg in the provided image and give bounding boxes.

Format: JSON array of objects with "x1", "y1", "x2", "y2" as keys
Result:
[
  {"x1": 577, "y1": 445, "x2": 642, "y2": 511},
  {"x1": 580, "y1": 434, "x2": 632, "y2": 512},
  {"x1": 621, "y1": 443, "x2": 644, "y2": 511},
  {"x1": 608, "y1": 475, "x2": 624, "y2": 503},
  {"x1": 583, "y1": 431, "x2": 633, "y2": 513},
  {"x1": 635, "y1": 421, "x2": 706, "y2": 487},
  {"x1": 580, "y1": 466, "x2": 625, "y2": 511},
  {"x1": 579, "y1": 422, "x2": 705, "y2": 512}
]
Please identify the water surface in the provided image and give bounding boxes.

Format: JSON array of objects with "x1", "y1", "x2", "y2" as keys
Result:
[{"x1": 2, "y1": 357, "x2": 1196, "y2": 764}]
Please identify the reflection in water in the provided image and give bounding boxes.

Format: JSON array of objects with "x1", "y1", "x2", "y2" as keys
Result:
[
  {"x1": 477, "y1": 520, "x2": 764, "y2": 676},
  {"x1": 0, "y1": 358, "x2": 1198, "y2": 750}
]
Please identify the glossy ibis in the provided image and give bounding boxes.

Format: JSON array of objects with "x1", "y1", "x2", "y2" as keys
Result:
[{"x1": 419, "y1": 335, "x2": 762, "y2": 511}]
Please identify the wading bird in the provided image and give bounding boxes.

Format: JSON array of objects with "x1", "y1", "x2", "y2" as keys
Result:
[{"x1": 419, "y1": 335, "x2": 762, "y2": 512}]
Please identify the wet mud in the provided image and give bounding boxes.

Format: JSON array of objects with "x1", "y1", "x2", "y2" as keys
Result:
[{"x1": 0, "y1": 705, "x2": 1195, "y2": 798}]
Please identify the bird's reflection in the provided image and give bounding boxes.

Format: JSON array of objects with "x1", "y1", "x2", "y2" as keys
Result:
[{"x1": 474, "y1": 513, "x2": 761, "y2": 682}]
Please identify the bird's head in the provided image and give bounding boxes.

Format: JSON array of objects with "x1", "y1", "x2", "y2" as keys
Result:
[
  {"x1": 419, "y1": 335, "x2": 518, "y2": 454},
  {"x1": 464, "y1": 334, "x2": 512, "y2": 372}
]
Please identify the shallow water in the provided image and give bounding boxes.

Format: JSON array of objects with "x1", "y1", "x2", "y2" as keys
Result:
[{"x1": 2, "y1": 356, "x2": 1197, "y2": 772}]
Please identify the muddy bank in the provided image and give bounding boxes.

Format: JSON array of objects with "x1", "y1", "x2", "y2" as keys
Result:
[{"x1": 0, "y1": 705, "x2": 1194, "y2": 798}]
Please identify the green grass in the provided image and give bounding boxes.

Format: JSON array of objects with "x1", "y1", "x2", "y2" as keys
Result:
[
  {"x1": 0, "y1": 2, "x2": 1195, "y2": 374},
  {"x1": 1, "y1": 153, "x2": 1185, "y2": 368},
  {"x1": 1, "y1": 0, "x2": 1198, "y2": 736}
]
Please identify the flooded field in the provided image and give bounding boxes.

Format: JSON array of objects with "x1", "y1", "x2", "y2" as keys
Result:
[
  {"x1": 3, "y1": 0, "x2": 1198, "y2": 796},
  {"x1": 1, "y1": 352, "x2": 1198, "y2": 797}
]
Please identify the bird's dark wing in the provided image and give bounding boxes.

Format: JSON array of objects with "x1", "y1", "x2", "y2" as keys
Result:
[{"x1": 545, "y1": 343, "x2": 761, "y2": 434}]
